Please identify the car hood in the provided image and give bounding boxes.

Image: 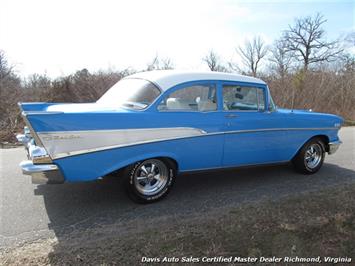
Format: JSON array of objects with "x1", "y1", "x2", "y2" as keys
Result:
[
  {"x1": 278, "y1": 108, "x2": 344, "y2": 124},
  {"x1": 46, "y1": 103, "x2": 130, "y2": 113},
  {"x1": 278, "y1": 108, "x2": 334, "y2": 116}
]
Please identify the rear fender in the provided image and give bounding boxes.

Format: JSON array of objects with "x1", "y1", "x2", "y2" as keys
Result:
[
  {"x1": 54, "y1": 149, "x2": 180, "y2": 182},
  {"x1": 18, "y1": 102, "x2": 64, "y2": 112}
]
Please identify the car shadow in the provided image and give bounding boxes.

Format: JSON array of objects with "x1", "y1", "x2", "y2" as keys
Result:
[{"x1": 35, "y1": 162, "x2": 355, "y2": 262}]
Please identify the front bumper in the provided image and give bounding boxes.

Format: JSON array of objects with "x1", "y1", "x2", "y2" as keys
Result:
[{"x1": 328, "y1": 140, "x2": 342, "y2": 155}]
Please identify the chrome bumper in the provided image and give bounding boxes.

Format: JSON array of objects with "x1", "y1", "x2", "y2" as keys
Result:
[
  {"x1": 17, "y1": 127, "x2": 65, "y2": 184},
  {"x1": 19, "y1": 160, "x2": 64, "y2": 184},
  {"x1": 20, "y1": 160, "x2": 58, "y2": 174},
  {"x1": 328, "y1": 140, "x2": 342, "y2": 155}
]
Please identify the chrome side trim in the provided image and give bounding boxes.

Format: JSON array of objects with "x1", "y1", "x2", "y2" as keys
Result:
[
  {"x1": 328, "y1": 140, "x2": 342, "y2": 155},
  {"x1": 38, "y1": 127, "x2": 207, "y2": 135},
  {"x1": 22, "y1": 111, "x2": 64, "y2": 116},
  {"x1": 20, "y1": 160, "x2": 59, "y2": 174},
  {"x1": 220, "y1": 127, "x2": 338, "y2": 135},
  {"x1": 38, "y1": 127, "x2": 207, "y2": 159},
  {"x1": 18, "y1": 102, "x2": 47, "y2": 106},
  {"x1": 37, "y1": 126, "x2": 339, "y2": 160}
]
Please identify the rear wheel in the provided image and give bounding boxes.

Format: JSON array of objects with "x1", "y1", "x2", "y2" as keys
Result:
[
  {"x1": 124, "y1": 158, "x2": 175, "y2": 203},
  {"x1": 292, "y1": 138, "x2": 326, "y2": 174}
]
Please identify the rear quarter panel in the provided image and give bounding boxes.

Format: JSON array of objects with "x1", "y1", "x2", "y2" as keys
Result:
[{"x1": 26, "y1": 111, "x2": 224, "y2": 182}]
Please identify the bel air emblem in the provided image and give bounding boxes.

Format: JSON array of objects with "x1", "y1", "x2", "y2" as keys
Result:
[{"x1": 41, "y1": 134, "x2": 82, "y2": 141}]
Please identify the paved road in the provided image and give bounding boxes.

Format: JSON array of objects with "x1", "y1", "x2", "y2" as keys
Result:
[{"x1": 0, "y1": 128, "x2": 354, "y2": 249}]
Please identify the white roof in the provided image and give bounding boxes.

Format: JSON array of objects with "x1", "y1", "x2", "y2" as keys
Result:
[{"x1": 125, "y1": 70, "x2": 266, "y2": 91}]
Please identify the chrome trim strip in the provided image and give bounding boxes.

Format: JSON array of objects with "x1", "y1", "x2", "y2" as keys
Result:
[
  {"x1": 37, "y1": 127, "x2": 207, "y2": 135},
  {"x1": 38, "y1": 126, "x2": 340, "y2": 160},
  {"x1": 23, "y1": 111, "x2": 64, "y2": 116},
  {"x1": 214, "y1": 127, "x2": 338, "y2": 136},
  {"x1": 39, "y1": 127, "x2": 336, "y2": 137},
  {"x1": 18, "y1": 102, "x2": 47, "y2": 105}
]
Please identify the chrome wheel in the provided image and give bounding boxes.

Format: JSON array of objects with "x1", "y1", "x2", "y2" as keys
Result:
[
  {"x1": 304, "y1": 143, "x2": 322, "y2": 169},
  {"x1": 134, "y1": 159, "x2": 169, "y2": 196}
]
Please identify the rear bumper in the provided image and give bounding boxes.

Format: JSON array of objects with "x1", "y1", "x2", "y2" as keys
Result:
[
  {"x1": 17, "y1": 126, "x2": 65, "y2": 184},
  {"x1": 20, "y1": 160, "x2": 65, "y2": 184},
  {"x1": 328, "y1": 140, "x2": 342, "y2": 155},
  {"x1": 20, "y1": 160, "x2": 58, "y2": 174}
]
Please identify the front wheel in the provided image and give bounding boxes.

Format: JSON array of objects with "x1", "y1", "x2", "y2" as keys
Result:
[
  {"x1": 124, "y1": 158, "x2": 175, "y2": 203},
  {"x1": 292, "y1": 138, "x2": 326, "y2": 174}
]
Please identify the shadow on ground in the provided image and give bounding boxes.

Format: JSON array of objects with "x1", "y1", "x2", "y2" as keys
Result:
[{"x1": 34, "y1": 162, "x2": 355, "y2": 263}]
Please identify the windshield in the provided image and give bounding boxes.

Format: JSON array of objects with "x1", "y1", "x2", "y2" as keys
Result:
[{"x1": 97, "y1": 78, "x2": 161, "y2": 109}]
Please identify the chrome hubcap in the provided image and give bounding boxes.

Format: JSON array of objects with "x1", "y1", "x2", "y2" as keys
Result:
[
  {"x1": 134, "y1": 159, "x2": 168, "y2": 196},
  {"x1": 304, "y1": 143, "x2": 322, "y2": 169}
]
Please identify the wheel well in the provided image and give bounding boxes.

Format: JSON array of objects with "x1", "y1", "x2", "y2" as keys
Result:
[
  {"x1": 158, "y1": 157, "x2": 179, "y2": 172},
  {"x1": 292, "y1": 134, "x2": 330, "y2": 161},
  {"x1": 111, "y1": 157, "x2": 179, "y2": 176},
  {"x1": 311, "y1": 135, "x2": 330, "y2": 152}
]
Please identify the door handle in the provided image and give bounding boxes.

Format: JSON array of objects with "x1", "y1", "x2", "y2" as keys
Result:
[{"x1": 224, "y1": 113, "x2": 238, "y2": 118}]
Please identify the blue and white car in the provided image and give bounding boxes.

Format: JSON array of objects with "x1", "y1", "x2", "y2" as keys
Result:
[{"x1": 17, "y1": 71, "x2": 343, "y2": 203}]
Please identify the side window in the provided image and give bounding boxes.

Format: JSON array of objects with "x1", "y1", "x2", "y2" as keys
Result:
[
  {"x1": 158, "y1": 84, "x2": 217, "y2": 111},
  {"x1": 223, "y1": 85, "x2": 265, "y2": 111},
  {"x1": 257, "y1": 88, "x2": 265, "y2": 111}
]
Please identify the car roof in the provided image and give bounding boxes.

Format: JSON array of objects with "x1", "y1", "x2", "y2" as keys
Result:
[{"x1": 125, "y1": 70, "x2": 266, "y2": 91}]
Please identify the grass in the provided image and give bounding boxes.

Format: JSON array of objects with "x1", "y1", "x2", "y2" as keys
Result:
[{"x1": 2, "y1": 184, "x2": 355, "y2": 265}]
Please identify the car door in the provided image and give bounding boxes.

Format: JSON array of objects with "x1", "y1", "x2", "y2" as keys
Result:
[
  {"x1": 221, "y1": 82, "x2": 288, "y2": 167},
  {"x1": 154, "y1": 81, "x2": 225, "y2": 171}
]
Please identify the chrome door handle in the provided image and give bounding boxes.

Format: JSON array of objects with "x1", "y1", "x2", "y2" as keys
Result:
[{"x1": 224, "y1": 113, "x2": 238, "y2": 118}]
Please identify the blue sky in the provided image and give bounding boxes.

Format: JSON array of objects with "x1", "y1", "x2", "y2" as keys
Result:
[
  {"x1": 235, "y1": 1, "x2": 353, "y2": 39},
  {"x1": 0, "y1": 0, "x2": 353, "y2": 77}
]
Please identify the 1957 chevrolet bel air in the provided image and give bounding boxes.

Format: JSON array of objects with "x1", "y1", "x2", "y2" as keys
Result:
[{"x1": 17, "y1": 71, "x2": 343, "y2": 203}]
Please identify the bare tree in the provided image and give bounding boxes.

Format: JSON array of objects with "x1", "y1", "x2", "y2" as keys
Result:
[
  {"x1": 269, "y1": 39, "x2": 293, "y2": 78},
  {"x1": 202, "y1": 50, "x2": 229, "y2": 72},
  {"x1": 282, "y1": 13, "x2": 342, "y2": 72},
  {"x1": 238, "y1": 36, "x2": 268, "y2": 77},
  {"x1": 146, "y1": 55, "x2": 174, "y2": 71},
  {"x1": 0, "y1": 50, "x2": 12, "y2": 81},
  {"x1": 0, "y1": 51, "x2": 22, "y2": 139}
]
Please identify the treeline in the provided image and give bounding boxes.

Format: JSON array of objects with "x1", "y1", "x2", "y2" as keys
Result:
[{"x1": 0, "y1": 13, "x2": 354, "y2": 142}]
